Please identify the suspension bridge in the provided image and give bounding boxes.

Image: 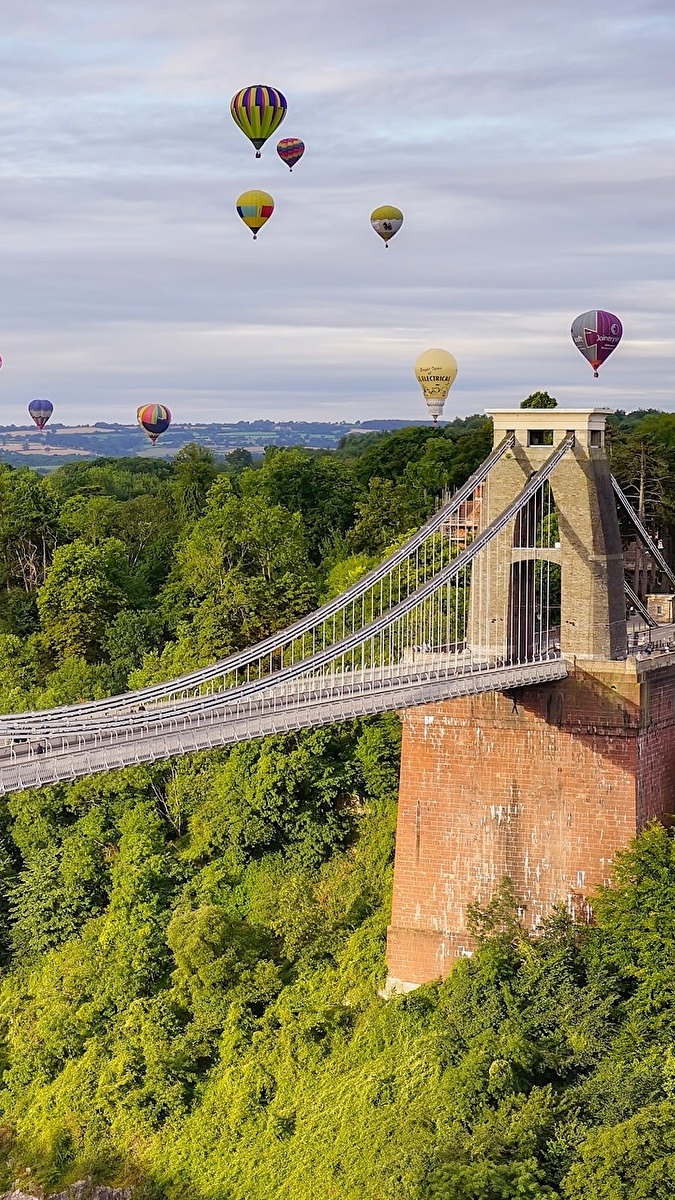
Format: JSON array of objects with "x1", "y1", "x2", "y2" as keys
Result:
[{"x1": 0, "y1": 407, "x2": 670, "y2": 797}]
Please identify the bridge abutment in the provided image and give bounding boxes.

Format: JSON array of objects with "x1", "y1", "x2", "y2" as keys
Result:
[{"x1": 386, "y1": 656, "x2": 675, "y2": 990}]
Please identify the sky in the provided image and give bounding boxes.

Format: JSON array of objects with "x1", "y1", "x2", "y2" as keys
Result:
[{"x1": 0, "y1": 0, "x2": 674, "y2": 425}]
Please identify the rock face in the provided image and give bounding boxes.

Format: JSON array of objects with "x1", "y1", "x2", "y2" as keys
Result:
[{"x1": 1, "y1": 1184, "x2": 132, "y2": 1200}]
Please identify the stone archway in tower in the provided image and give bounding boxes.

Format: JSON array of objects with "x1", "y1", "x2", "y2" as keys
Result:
[{"x1": 507, "y1": 481, "x2": 561, "y2": 662}]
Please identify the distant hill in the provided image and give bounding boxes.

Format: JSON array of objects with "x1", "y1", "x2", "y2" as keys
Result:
[{"x1": 0, "y1": 418, "x2": 439, "y2": 467}]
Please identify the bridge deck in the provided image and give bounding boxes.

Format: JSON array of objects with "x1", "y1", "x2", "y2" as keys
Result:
[{"x1": 0, "y1": 658, "x2": 568, "y2": 795}]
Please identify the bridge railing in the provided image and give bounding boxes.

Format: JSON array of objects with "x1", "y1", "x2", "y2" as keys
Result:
[
  {"x1": 0, "y1": 434, "x2": 516, "y2": 736},
  {"x1": 0, "y1": 436, "x2": 571, "y2": 746}
]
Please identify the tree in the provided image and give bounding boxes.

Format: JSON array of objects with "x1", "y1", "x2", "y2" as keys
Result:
[
  {"x1": 351, "y1": 424, "x2": 447, "y2": 487},
  {"x1": 226, "y1": 448, "x2": 254, "y2": 472},
  {"x1": 0, "y1": 465, "x2": 60, "y2": 593},
  {"x1": 608, "y1": 424, "x2": 675, "y2": 589},
  {"x1": 424, "y1": 1158, "x2": 558, "y2": 1198},
  {"x1": 152, "y1": 477, "x2": 317, "y2": 665},
  {"x1": 102, "y1": 608, "x2": 166, "y2": 693},
  {"x1": 37, "y1": 538, "x2": 132, "y2": 661},
  {"x1": 242, "y1": 448, "x2": 358, "y2": 562},
  {"x1": 172, "y1": 444, "x2": 219, "y2": 522},
  {"x1": 521, "y1": 393, "x2": 558, "y2": 409},
  {"x1": 347, "y1": 477, "x2": 420, "y2": 554}
]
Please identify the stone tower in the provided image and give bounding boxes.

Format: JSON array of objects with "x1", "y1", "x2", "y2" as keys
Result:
[{"x1": 386, "y1": 408, "x2": 675, "y2": 992}]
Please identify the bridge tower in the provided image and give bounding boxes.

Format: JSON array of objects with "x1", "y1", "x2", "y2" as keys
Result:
[
  {"x1": 386, "y1": 408, "x2": 675, "y2": 991},
  {"x1": 467, "y1": 407, "x2": 626, "y2": 663}
]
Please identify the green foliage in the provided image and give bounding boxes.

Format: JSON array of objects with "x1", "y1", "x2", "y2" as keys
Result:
[
  {"x1": 352, "y1": 424, "x2": 445, "y2": 487},
  {"x1": 6, "y1": 417, "x2": 675, "y2": 1198},
  {"x1": 0, "y1": 416, "x2": 494, "y2": 700},
  {"x1": 149, "y1": 478, "x2": 317, "y2": 670},
  {"x1": 46, "y1": 457, "x2": 172, "y2": 504},
  {"x1": 242, "y1": 447, "x2": 359, "y2": 562},
  {"x1": 520, "y1": 393, "x2": 558, "y2": 409},
  {"x1": 3, "y1": 712, "x2": 675, "y2": 1200},
  {"x1": 171, "y1": 443, "x2": 219, "y2": 522},
  {"x1": 37, "y1": 539, "x2": 131, "y2": 662},
  {"x1": 225, "y1": 447, "x2": 254, "y2": 471},
  {"x1": 425, "y1": 1158, "x2": 558, "y2": 1198},
  {"x1": 0, "y1": 464, "x2": 59, "y2": 594},
  {"x1": 102, "y1": 610, "x2": 166, "y2": 693}
]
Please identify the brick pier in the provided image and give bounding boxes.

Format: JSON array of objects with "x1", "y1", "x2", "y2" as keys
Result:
[{"x1": 386, "y1": 656, "x2": 675, "y2": 990}]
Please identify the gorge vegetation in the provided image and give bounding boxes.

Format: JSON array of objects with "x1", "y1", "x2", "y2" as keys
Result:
[{"x1": 1, "y1": 412, "x2": 675, "y2": 1198}]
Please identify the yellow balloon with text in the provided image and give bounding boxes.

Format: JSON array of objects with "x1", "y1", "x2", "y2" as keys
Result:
[{"x1": 414, "y1": 349, "x2": 458, "y2": 422}]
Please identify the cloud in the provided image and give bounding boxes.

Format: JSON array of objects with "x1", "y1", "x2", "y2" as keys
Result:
[{"x1": 0, "y1": 0, "x2": 674, "y2": 424}]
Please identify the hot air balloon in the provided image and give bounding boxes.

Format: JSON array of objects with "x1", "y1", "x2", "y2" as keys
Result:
[
  {"x1": 414, "y1": 350, "x2": 458, "y2": 423},
  {"x1": 277, "y1": 137, "x2": 305, "y2": 171},
  {"x1": 230, "y1": 85, "x2": 287, "y2": 158},
  {"x1": 571, "y1": 310, "x2": 623, "y2": 377},
  {"x1": 137, "y1": 403, "x2": 171, "y2": 444},
  {"x1": 236, "y1": 190, "x2": 274, "y2": 240},
  {"x1": 28, "y1": 398, "x2": 53, "y2": 430},
  {"x1": 371, "y1": 205, "x2": 403, "y2": 247}
]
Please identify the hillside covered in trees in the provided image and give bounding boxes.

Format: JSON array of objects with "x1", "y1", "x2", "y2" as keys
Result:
[{"x1": 1, "y1": 411, "x2": 675, "y2": 1198}]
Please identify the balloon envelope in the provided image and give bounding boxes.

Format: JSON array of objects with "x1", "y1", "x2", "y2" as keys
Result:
[
  {"x1": 571, "y1": 310, "x2": 623, "y2": 377},
  {"x1": 230, "y1": 85, "x2": 287, "y2": 157},
  {"x1": 414, "y1": 349, "x2": 458, "y2": 422},
  {"x1": 371, "y1": 205, "x2": 403, "y2": 246},
  {"x1": 28, "y1": 398, "x2": 53, "y2": 430},
  {"x1": 137, "y1": 403, "x2": 171, "y2": 444},
  {"x1": 277, "y1": 136, "x2": 305, "y2": 170},
  {"x1": 236, "y1": 190, "x2": 274, "y2": 239}
]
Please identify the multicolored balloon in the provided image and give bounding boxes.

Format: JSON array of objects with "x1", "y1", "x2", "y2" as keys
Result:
[
  {"x1": 276, "y1": 137, "x2": 305, "y2": 171},
  {"x1": 28, "y1": 398, "x2": 53, "y2": 430},
  {"x1": 236, "y1": 190, "x2": 274, "y2": 240},
  {"x1": 371, "y1": 205, "x2": 403, "y2": 247},
  {"x1": 137, "y1": 403, "x2": 171, "y2": 444},
  {"x1": 230, "y1": 85, "x2": 287, "y2": 158},
  {"x1": 571, "y1": 310, "x2": 623, "y2": 378},
  {"x1": 414, "y1": 349, "x2": 458, "y2": 423}
]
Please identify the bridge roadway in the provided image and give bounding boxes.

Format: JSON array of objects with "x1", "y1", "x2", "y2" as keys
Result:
[{"x1": 0, "y1": 656, "x2": 568, "y2": 795}]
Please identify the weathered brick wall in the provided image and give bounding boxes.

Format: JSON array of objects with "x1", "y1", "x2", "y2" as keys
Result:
[
  {"x1": 387, "y1": 658, "x2": 675, "y2": 988},
  {"x1": 639, "y1": 661, "x2": 675, "y2": 826}
]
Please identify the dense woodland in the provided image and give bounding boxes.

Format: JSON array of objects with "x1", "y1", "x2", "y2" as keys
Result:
[{"x1": 1, "y1": 409, "x2": 675, "y2": 1198}]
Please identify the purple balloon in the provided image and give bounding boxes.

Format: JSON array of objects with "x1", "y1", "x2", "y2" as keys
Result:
[
  {"x1": 28, "y1": 397, "x2": 54, "y2": 430},
  {"x1": 571, "y1": 310, "x2": 623, "y2": 377}
]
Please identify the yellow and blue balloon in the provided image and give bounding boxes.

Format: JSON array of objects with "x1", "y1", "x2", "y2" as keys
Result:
[{"x1": 236, "y1": 190, "x2": 275, "y2": 240}]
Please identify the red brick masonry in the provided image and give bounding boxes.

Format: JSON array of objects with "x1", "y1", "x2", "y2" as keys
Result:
[{"x1": 387, "y1": 657, "x2": 675, "y2": 986}]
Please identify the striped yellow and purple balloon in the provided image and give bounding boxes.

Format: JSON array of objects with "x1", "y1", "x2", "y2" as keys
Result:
[
  {"x1": 137, "y1": 403, "x2": 171, "y2": 444},
  {"x1": 277, "y1": 136, "x2": 305, "y2": 171},
  {"x1": 230, "y1": 85, "x2": 287, "y2": 157}
]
